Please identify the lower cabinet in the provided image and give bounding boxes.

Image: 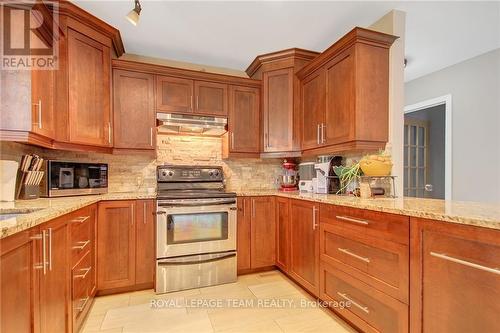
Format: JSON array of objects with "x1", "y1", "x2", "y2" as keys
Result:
[
  {"x1": 236, "y1": 196, "x2": 276, "y2": 273},
  {"x1": 97, "y1": 200, "x2": 156, "y2": 293},
  {"x1": 289, "y1": 199, "x2": 320, "y2": 296},
  {"x1": 411, "y1": 218, "x2": 500, "y2": 333},
  {"x1": 0, "y1": 228, "x2": 40, "y2": 333},
  {"x1": 275, "y1": 197, "x2": 290, "y2": 272}
]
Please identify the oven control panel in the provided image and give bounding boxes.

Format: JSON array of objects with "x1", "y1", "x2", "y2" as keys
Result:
[{"x1": 157, "y1": 166, "x2": 223, "y2": 182}]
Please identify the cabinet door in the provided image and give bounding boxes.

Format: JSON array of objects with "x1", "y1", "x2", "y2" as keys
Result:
[
  {"x1": 156, "y1": 76, "x2": 193, "y2": 113},
  {"x1": 97, "y1": 201, "x2": 136, "y2": 290},
  {"x1": 237, "y1": 198, "x2": 251, "y2": 272},
  {"x1": 324, "y1": 48, "x2": 355, "y2": 145},
  {"x1": 301, "y1": 70, "x2": 326, "y2": 150},
  {"x1": 0, "y1": 229, "x2": 39, "y2": 333},
  {"x1": 113, "y1": 70, "x2": 155, "y2": 149},
  {"x1": 228, "y1": 85, "x2": 260, "y2": 154},
  {"x1": 263, "y1": 68, "x2": 293, "y2": 152},
  {"x1": 67, "y1": 29, "x2": 111, "y2": 147},
  {"x1": 194, "y1": 81, "x2": 228, "y2": 116},
  {"x1": 412, "y1": 219, "x2": 500, "y2": 333},
  {"x1": 135, "y1": 200, "x2": 155, "y2": 285},
  {"x1": 250, "y1": 196, "x2": 276, "y2": 268},
  {"x1": 289, "y1": 199, "x2": 319, "y2": 295},
  {"x1": 275, "y1": 197, "x2": 290, "y2": 272},
  {"x1": 39, "y1": 217, "x2": 70, "y2": 333},
  {"x1": 31, "y1": 69, "x2": 55, "y2": 139}
]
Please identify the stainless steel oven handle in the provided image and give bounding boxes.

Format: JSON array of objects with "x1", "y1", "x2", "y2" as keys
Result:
[
  {"x1": 158, "y1": 199, "x2": 236, "y2": 207},
  {"x1": 158, "y1": 252, "x2": 236, "y2": 266}
]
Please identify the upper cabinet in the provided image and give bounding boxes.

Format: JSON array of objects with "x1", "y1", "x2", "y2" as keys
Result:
[
  {"x1": 247, "y1": 48, "x2": 319, "y2": 157},
  {"x1": 113, "y1": 69, "x2": 155, "y2": 150},
  {"x1": 0, "y1": 1, "x2": 124, "y2": 152},
  {"x1": 194, "y1": 81, "x2": 228, "y2": 116},
  {"x1": 297, "y1": 27, "x2": 397, "y2": 155},
  {"x1": 224, "y1": 85, "x2": 261, "y2": 157},
  {"x1": 66, "y1": 29, "x2": 112, "y2": 147},
  {"x1": 156, "y1": 76, "x2": 228, "y2": 116},
  {"x1": 156, "y1": 76, "x2": 194, "y2": 113}
]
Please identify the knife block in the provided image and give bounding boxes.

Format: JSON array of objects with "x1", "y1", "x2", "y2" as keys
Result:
[
  {"x1": 16, "y1": 170, "x2": 40, "y2": 200},
  {"x1": 19, "y1": 184, "x2": 40, "y2": 200}
]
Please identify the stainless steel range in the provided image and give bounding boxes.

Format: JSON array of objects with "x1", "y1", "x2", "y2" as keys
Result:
[{"x1": 155, "y1": 165, "x2": 237, "y2": 294}]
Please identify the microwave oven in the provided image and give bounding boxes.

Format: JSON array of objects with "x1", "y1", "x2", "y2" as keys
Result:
[{"x1": 40, "y1": 161, "x2": 108, "y2": 197}]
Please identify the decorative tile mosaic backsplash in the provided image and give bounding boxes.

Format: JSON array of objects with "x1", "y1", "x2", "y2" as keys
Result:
[{"x1": 0, "y1": 135, "x2": 283, "y2": 193}]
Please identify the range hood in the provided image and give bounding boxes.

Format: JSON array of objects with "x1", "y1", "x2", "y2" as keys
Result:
[{"x1": 157, "y1": 113, "x2": 227, "y2": 136}]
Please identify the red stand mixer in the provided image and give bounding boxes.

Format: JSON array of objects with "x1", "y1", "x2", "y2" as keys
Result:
[{"x1": 279, "y1": 159, "x2": 298, "y2": 192}]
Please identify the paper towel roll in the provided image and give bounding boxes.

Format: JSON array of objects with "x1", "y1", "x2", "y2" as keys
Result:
[{"x1": 1, "y1": 160, "x2": 19, "y2": 202}]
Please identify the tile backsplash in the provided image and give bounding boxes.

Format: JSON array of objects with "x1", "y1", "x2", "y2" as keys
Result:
[{"x1": 0, "y1": 135, "x2": 283, "y2": 193}]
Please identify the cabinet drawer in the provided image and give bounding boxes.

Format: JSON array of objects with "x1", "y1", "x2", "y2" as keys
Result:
[
  {"x1": 320, "y1": 204, "x2": 409, "y2": 245},
  {"x1": 72, "y1": 251, "x2": 92, "y2": 300},
  {"x1": 320, "y1": 261, "x2": 408, "y2": 333},
  {"x1": 320, "y1": 223, "x2": 408, "y2": 303},
  {"x1": 71, "y1": 213, "x2": 92, "y2": 266}
]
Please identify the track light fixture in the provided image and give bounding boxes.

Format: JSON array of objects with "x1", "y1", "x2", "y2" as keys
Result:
[{"x1": 126, "y1": 0, "x2": 142, "y2": 26}]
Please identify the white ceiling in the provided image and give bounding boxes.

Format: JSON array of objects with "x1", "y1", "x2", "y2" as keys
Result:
[{"x1": 73, "y1": 1, "x2": 500, "y2": 82}]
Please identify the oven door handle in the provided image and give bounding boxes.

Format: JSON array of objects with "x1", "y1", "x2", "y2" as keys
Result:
[
  {"x1": 158, "y1": 199, "x2": 236, "y2": 207},
  {"x1": 157, "y1": 252, "x2": 236, "y2": 266}
]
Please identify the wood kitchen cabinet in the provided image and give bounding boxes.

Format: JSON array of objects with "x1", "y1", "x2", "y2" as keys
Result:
[
  {"x1": 113, "y1": 69, "x2": 156, "y2": 150},
  {"x1": 247, "y1": 49, "x2": 319, "y2": 157},
  {"x1": 135, "y1": 200, "x2": 156, "y2": 286},
  {"x1": 66, "y1": 29, "x2": 112, "y2": 147},
  {"x1": 31, "y1": 69, "x2": 56, "y2": 140},
  {"x1": 250, "y1": 196, "x2": 276, "y2": 268},
  {"x1": 297, "y1": 27, "x2": 397, "y2": 155},
  {"x1": 224, "y1": 85, "x2": 261, "y2": 157},
  {"x1": 1, "y1": 2, "x2": 124, "y2": 152},
  {"x1": 156, "y1": 76, "x2": 228, "y2": 116},
  {"x1": 301, "y1": 70, "x2": 326, "y2": 150},
  {"x1": 0, "y1": 228, "x2": 40, "y2": 333},
  {"x1": 237, "y1": 197, "x2": 252, "y2": 272},
  {"x1": 275, "y1": 197, "x2": 290, "y2": 272},
  {"x1": 97, "y1": 200, "x2": 156, "y2": 293},
  {"x1": 289, "y1": 199, "x2": 320, "y2": 296},
  {"x1": 410, "y1": 218, "x2": 500, "y2": 333},
  {"x1": 236, "y1": 196, "x2": 276, "y2": 273},
  {"x1": 194, "y1": 81, "x2": 228, "y2": 116},
  {"x1": 97, "y1": 201, "x2": 137, "y2": 290},
  {"x1": 156, "y1": 75, "x2": 194, "y2": 113}
]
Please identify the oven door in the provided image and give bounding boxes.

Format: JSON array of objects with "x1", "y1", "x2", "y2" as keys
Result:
[{"x1": 156, "y1": 199, "x2": 237, "y2": 258}]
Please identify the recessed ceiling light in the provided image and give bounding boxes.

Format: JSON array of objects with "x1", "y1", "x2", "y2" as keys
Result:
[{"x1": 126, "y1": 0, "x2": 142, "y2": 26}]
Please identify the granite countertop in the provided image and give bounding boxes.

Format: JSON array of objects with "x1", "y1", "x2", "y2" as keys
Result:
[
  {"x1": 2, "y1": 190, "x2": 499, "y2": 239},
  {"x1": 237, "y1": 190, "x2": 500, "y2": 231},
  {"x1": 0, "y1": 192, "x2": 156, "y2": 239}
]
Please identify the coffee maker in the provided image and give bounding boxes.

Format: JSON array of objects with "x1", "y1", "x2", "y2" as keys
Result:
[{"x1": 314, "y1": 156, "x2": 343, "y2": 194}]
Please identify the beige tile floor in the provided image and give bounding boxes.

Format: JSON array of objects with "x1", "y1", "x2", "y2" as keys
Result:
[{"x1": 82, "y1": 270, "x2": 355, "y2": 333}]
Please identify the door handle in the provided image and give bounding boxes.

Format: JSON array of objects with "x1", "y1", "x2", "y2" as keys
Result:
[
  {"x1": 31, "y1": 232, "x2": 46, "y2": 274},
  {"x1": 317, "y1": 124, "x2": 320, "y2": 144},
  {"x1": 312, "y1": 206, "x2": 318, "y2": 230},
  {"x1": 150, "y1": 128, "x2": 153, "y2": 147},
  {"x1": 321, "y1": 123, "x2": 326, "y2": 143},
  {"x1": 47, "y1": 228, "x2": 52, "y2": 271}
]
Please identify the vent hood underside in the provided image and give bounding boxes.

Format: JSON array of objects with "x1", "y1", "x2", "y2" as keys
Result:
[{"x1": 157, "y1": 113, "x2": 228, "y2": 136}]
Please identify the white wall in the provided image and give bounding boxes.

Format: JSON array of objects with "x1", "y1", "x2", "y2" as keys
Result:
[
  {"x1": 369, "y1": 10, "x2": 406, "y2": 198},
  {"x1": 405, "y1": 49, "x2": 500, "y2": 203}
]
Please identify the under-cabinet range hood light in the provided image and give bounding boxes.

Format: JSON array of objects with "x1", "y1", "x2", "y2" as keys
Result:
[{"x1": 157, "y1": 113, "x2": 228, "y2": 137}]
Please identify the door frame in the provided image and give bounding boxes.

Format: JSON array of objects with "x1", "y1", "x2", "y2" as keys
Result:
[{"x1": 404, "y1": 94, "x2": 452, "y2": 200}]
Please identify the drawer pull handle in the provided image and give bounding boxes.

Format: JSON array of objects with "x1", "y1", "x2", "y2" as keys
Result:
[
  {"x1": 430, "y1": 252, "x2": 500, "y2": 275},
  {"x1": 337, "y1": 292, "x2": 369, "y2": 314},
  {"x1": 71, "y1": 216, "x2": 90, "y2": 224},
  {"x1": 336, "y1": 215, "x2": 369, "y2": 225},
  {"x1": 74, "y1": 267, "x2": 91, "y2": 279},
  {"x1": 72, "y1": 240, "x2": 90, "y2": 250},
  {"x1": 338, "y1": 248, "x2": 370, "y2": 263},
  {"x1": 76, "y1": 296, "x2": 90, "y2": 312}
]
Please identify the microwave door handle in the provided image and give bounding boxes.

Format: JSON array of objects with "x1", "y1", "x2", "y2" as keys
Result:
[{"x1": 158, "y1": 252, "x2": 236, "y2": 266}]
